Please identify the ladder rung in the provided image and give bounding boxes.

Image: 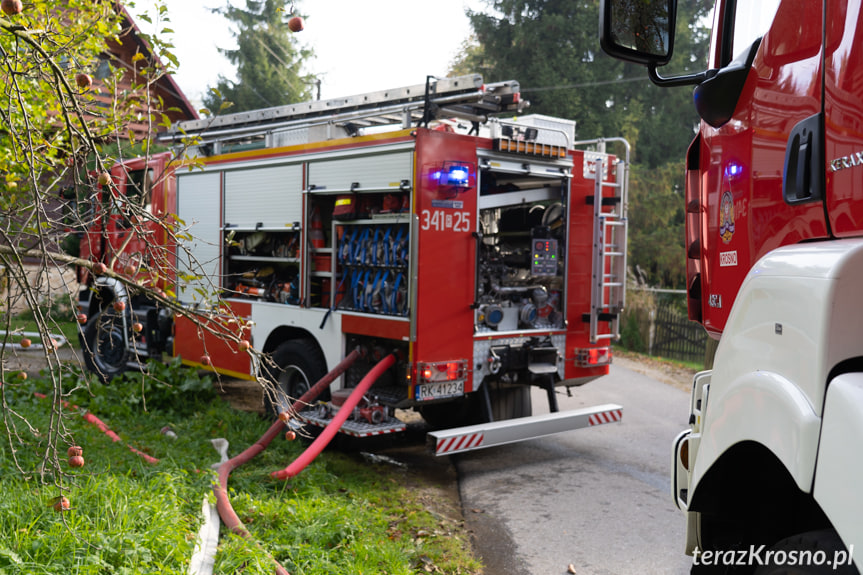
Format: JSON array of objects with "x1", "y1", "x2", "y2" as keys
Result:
[
  {"x1": 581, "y1": 313, "x2": 619, "y2": 323},
  {"x1": 586, "y1": 196, "x2": 621, "y2": 206}
]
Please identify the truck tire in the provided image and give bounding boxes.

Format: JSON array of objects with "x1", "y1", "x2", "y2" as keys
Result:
[
  {"x1": 264, "y1": 339, "x2": 327, "y2": 417},
  {"x1": 753, "y1": 529, "x2": 858, "y2": 575},
  {"x1": 81, "y1": 308, "x2": 128, "y2": 383}
]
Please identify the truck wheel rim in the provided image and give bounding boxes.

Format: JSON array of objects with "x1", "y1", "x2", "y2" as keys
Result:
[
  {"x1": 278, "y1": 365, "x2": 311, "y2": 409},
  {"x1": 95, "y1": 318, "x2": 126, "y2": 372}
]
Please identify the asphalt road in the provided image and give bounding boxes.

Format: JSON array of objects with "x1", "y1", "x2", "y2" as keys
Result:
[{"x1": 454, "y1": 359, "x2": 694, "y2": 575}]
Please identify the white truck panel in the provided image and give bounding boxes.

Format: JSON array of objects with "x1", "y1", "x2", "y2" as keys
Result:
[
  {"x1": 711, "y1": 239, "x2": 863, "y2": 421},
  {"x1": 690, "y1": 239, "x2": 863, "y2": 501},
  {"x1": 176, "y1": 171, "x2": 222, "y2": 304},
  {"x1": 712, "y1": 274, "x2": 831, "y2": 418},
  {"x1": 224, "y1": 164, "x2": 303, "y2": 228},
  {"x1": 814, "y1": 372, "x2": 863, "y2": 562},
  {"x1": 824, "y1": 240, "x2": 863, "y2": 386},
  {"x1": 690, "y1": 369, "x2": 821, "y2": 495},
  {"x1": 249, "y1": 302, "x2": 344, "y2": 374},
  {"x1": 307, "y1": 151, "x2": 412, "y2": 192}
]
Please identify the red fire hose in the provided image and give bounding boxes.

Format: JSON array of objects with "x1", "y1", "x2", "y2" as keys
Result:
[
  {"x1": 270, "y1": 353, "x2": 396, "y2": 481},
  {"x1": 33, "y1": 392, "x2": 159, "y2": 464},
  {"x1": 213, "y1": 348, "x2": 361, "y2": 575}
]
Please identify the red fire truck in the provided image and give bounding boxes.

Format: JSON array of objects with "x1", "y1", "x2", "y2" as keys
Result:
[
  {"x1": 601, "y1": 1, "x2": 861, "y2": 572},
  {"x1": 77, "y1": 75, "x2": 627, "y2": 449}
]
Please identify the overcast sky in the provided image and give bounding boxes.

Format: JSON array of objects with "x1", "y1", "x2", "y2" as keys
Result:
[{"x1": 128, "y1": 1, "x2": 485, "y2": 108}]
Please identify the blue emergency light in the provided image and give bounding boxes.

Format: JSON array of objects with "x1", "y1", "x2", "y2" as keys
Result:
[{"x1": 437, "y1": 162, "x2": 472, "y2": 188}]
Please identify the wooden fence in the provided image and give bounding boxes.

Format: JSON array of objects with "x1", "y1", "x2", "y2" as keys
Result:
[
  {"x1": 620, "y1": 289, "x2": 709, "y2": 366},
  {"x1": 649, "y1": 299, "x2": 708, "y2": 365}
]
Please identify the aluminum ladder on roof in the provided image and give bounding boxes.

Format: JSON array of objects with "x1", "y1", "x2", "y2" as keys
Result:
[
  {"x1": 157, "y1": 74, "x2": 524, "y2": 147},
  {"x1": 588, "y1": 153, "x2": 629, "y2": 344}
]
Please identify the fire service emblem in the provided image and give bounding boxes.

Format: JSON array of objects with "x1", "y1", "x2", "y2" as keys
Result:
[{"x1": 719, "y1": 191, "x2": 735, "y2": 244}]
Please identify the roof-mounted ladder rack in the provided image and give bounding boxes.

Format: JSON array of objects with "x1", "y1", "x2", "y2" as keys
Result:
[{"x1": 157, "y1": 74, "x2": 526, "y2": 147}]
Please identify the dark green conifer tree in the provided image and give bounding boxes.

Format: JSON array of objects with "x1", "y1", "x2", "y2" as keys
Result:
[{"x1": 204, "y1": 0, "x2": 313, "y2": 113}]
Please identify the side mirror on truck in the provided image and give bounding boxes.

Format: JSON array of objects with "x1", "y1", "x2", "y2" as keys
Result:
[
  {"x1": 600, "y1": 0, "x2": 710, "y2": 88},
  {"x1": 599, "y1": 0, "x2": 676, "y2": 66},
  {"x1": 600, "y1": 0, "x2": 753, "y2": 128}
]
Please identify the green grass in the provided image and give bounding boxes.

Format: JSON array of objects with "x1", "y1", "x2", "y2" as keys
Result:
[
  {"x1": 671, "y1": 358, "x2": 705, "y2": 372},
  {"x1": 614, "y1": 345, "x2": 704, "y2": 372},
  {"x1": 0, "y1": 361, "x2": 481, "y2": 574},
  {"x1": 1, "y1": 308, "x2": 80, "y2": 346}
]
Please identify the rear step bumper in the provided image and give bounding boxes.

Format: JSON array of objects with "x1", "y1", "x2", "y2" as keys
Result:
[
  {"x1": 427, "y1": 403, "x2": 623, "y2": 456},
  {"x1": 297, "y1": 410, "x2": 407, "y2": 438}
]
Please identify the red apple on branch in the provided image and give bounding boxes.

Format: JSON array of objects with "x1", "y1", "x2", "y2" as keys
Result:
[
  {"x1": 288, "y1": 16, "x2": 304, "y2": 32},
  {"x1": 52, "y1": 496, "x2": 71, "y2": 512},
  {"x1": 1, "y1": 0, "x2": 23, "y2": 16},
  {"x1": 75, "y1": 73, "x2": 93, "y2": 90}
]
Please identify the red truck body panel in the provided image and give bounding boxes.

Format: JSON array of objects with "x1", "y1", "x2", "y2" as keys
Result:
[
  {"x1": 825, "y1": 0, "x2": 863, "y2": 237},
  {"x1": 413, "y1": 130, "x2": 482, "y2": 391}
]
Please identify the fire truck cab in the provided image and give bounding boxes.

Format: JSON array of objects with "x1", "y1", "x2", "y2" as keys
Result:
[
  {"x1": 78, "y1": 75, "x2": 627, "y2": 450},
  {"x1": 601, "y1": 1, "x2": 862, "y2": 572}
]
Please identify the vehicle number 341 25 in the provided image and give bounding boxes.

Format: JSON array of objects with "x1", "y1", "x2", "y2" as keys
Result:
[{"x1": 420, "y1": 210, "x2": 471, "y2": 232}]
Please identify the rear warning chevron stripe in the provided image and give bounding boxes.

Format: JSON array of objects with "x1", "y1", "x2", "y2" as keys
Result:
[
  {"x1": 588, "y1": 408, "x2": 623, "y2": 426},
  {"x1": 436, "y1": 432, "x2": 485, "y2": 455}
]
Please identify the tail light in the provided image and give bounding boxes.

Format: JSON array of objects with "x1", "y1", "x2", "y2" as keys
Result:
[
  {"x1": 574, "y1": 347, "x2": 612, "y2": 368},
  {"x1": 416, "y1": 360, "x2": 468, "y2": 384}
]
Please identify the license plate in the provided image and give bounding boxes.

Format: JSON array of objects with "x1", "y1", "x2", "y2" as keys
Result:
[{"x1": 416, "y1": 381, "x2": 464, "y2": 401}]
